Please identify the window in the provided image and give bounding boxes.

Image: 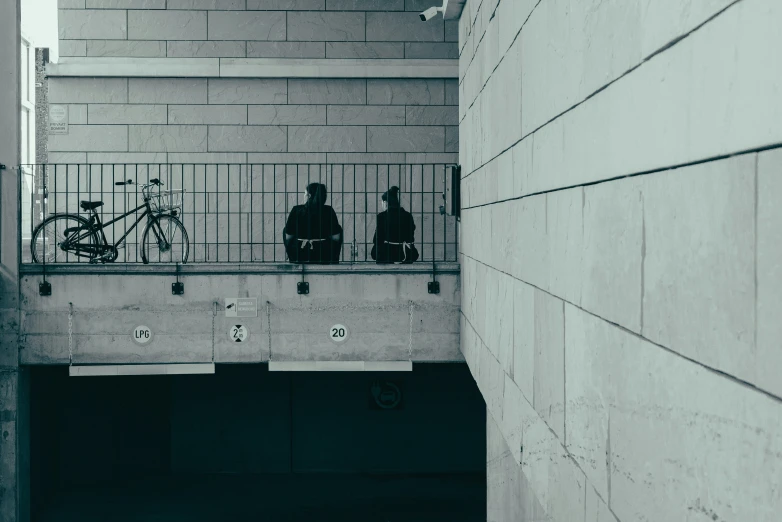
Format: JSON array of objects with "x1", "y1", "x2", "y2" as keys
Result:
[{"x1": 20, "y1": 35, "x2": 36, "y2": 239}]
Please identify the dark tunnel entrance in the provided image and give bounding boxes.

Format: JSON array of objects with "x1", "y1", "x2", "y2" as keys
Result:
[{"x1": 30, "y1": 363, "x2": 486, "y2": 522}]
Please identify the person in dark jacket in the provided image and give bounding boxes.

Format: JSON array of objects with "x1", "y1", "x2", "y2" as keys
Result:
[
  {"x1": 284, "y1": 183, "x2": 343, "y2": 263},
  {"x1": 371, "y1": 186, "x2": 419, "y2": 264}
]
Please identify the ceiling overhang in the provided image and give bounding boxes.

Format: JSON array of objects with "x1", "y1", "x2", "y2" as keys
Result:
[{"x1": 445, "y1": 0, "x2": 467, "y2": 19}]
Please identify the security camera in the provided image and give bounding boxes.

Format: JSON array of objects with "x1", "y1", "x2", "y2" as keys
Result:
[
  {"x1": 419, "y1": 7, "x2": 439, "y2": 21},
  {"x1": 420, "y1": 0, "x2": 448, "y2": 21}
]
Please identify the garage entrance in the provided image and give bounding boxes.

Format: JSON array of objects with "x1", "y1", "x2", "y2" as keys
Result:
[{"x1": 30, "y1": 363, "x2": 485, "y2": 521}]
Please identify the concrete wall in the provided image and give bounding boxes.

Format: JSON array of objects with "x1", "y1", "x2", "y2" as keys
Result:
[
  {"x1": 459, "y1": 0, "x2": 782, "y2": 521},
  {"x1": 1, "y1": 1, "x2": 27, "y2": 521},
  {"x1": 19, "y1": 266, "x2": 460, "y2": 365}
]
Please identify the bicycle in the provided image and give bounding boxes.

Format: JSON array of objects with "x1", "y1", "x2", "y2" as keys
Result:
[{"x1": 30, "y1": 178, "x2": 190, "y2": 264}]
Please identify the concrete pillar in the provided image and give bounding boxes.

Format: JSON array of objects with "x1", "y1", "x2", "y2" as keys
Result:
[{"x1": 0, "y1": 0, "x2": 25, "y2": 521}]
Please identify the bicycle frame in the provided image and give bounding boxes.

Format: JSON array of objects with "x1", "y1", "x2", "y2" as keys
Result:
[{"x1": 63, "y1": 200, "x2": 170, "y2": 259}]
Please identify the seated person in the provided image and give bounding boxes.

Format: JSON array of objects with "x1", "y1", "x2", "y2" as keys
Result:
[
  {"x1": 371, "y1": 186, "x2": 419, "y2": 264},
  {"x1": 283, "y1": 183, "x2": 342, "y2": 264}
]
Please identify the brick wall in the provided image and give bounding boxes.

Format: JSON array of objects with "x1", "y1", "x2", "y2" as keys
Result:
[
  {"x1": 47, "y1": 77, "x2": 459, "y2": 165},
  {"x1": 458, "y1": 0, "x2": 782, "y2": 521},
  {"x1": 57, "y1": 1, "x2": 459, "y2": 60},
  {"x1": 50, "y1": 1, "x2": 460, "y2": 165}
]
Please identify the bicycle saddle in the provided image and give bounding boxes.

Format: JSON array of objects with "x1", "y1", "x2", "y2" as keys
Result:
[{"x1": 80, "y1": 201, "x2": 104, "y2": 210}]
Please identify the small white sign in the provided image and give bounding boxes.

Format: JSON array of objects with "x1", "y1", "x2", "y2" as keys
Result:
[
  {"x1": 229, "y1": 324, "x2": 249, "y2": 343},
  {"x1": 49, "y1": 104, "x2": 69, "y2": 135},
  {"x1": 329, "y1": 324, "x2": 349, "y2": 344},
  {"x1": 132, "y1": 325, "x2": 153, "y2": 345},
  {"x1": 225, "y1": 298, "x2": 258, "y2": 318}
]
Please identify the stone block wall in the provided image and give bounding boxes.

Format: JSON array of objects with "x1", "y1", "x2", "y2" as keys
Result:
[
  {"x1": 459, "y1": 0, "x2": 782, "y2": 521},
  {"x1": 57, "y1": 0, "x2": 459, "y2": 59},
  {"x1": 48, "y1": 77, "x2": 459, "y2": 164}
]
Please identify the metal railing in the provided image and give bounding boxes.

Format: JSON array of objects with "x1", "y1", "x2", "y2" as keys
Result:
[{"x1": 20, "y1": 163, "x2": 458, "y2": 265}]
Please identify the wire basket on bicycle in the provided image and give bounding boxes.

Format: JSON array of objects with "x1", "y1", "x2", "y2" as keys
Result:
[{"x1": 146, "y1": 188, "x2": 185, "y2": 214}]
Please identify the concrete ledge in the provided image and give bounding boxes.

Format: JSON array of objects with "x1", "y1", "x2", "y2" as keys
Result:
[
  {"x1": 48, "y1": 58, "x2": 220, "y2": 77},
  {"x1": 220, "y1": 59, "x2": 458, "y2": 78},
  {"x1": 20, "y1": 262, "x2": 460, "y2": 276},
  {"x1": 47, "y1": 58, "x2": 459, "y2": 79}
]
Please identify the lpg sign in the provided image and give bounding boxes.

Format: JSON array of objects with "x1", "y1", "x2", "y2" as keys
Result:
[{"x1": 132, "y1": 325, "x2": 153, "y2": 346}]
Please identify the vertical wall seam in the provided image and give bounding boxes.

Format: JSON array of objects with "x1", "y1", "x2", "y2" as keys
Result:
[
  {"x1": 754, "y1": 152, "x2": 759, "y2": 356},
  {"x1": 606, "y1": 412, "x2": 612, "y2": 509},
  {"x1": 584, "y1": 469, "x2": 588, "y2": 522},
  {"x1": 563, "y1": 299, "x2": 567, "y2": 448},
  {"x1": 640, "y1": 190, "x2": 646, "y2": 334}
]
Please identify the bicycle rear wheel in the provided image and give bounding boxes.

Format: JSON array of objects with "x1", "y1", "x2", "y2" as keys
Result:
[
  {"x1": 30, "y1": 214, "x2": 99, "y2": 263},
  {"x1": 141, "y1": 214, "x2": 189, "y2": 264}
]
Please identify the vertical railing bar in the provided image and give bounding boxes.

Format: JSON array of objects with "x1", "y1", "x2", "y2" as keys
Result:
[
  {"x1": 216, "y1": 164, "x2": 220, "y2": 263},
  {"x1": 286, "y1": 164, "x2": 290, "y2": 263},
  {"x1": 182, "y1": 163, "x2": 186, "y2": 262},
  {"x1": 306, "y1": 165, "x2": 311, "y2": 263},
  {"x1": 432, "y1": 165, "x2": 437, "y2": 263},
  {"x1": 249, "y1": 162, "x2": 253, "y2": 262},
  {"x1": 442, "y1": 164, "x2": 447, "y2": 262},
  {"x1": 420, "y1": 164, "x2": 424, "y2": 262}
]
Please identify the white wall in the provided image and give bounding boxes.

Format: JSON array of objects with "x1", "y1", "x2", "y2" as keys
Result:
[{"x1": 459, "y1": 0, "x2": 782, "y2": 521}]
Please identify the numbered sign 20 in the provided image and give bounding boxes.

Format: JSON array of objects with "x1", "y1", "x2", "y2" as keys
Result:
[{"x1": 329, "y1": 324, "x2": 349, "y2": 344}]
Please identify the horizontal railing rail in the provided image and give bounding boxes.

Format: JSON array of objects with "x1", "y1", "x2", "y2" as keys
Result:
[{"x1": 20, "y1": 163, "x2": 458, "y2": 265}]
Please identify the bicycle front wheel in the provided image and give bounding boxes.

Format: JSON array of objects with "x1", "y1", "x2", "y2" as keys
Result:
[
  {"x1": 141, "y1": 214, "x2": 189, "y2": 264},
  {"x1": 30, "y1": 214, "x2": 98, "y2": 263}
]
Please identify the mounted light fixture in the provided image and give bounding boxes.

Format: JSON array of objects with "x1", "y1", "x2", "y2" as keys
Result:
[
  {"x1": 420, "y1": 0, "x2": 448, "y2": 21},
  {"x1": 268, "y1": 361, "x2": 413, "y2": 372},
  {"x1": 69, "y1": 363, "x2": 215, "y2": 377}
]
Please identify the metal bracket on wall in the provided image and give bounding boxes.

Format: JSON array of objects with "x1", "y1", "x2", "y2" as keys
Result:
[
  {"x1": 428, "y1": 260, "x2": 440, "y2": 294},
  {"x1": 172, "y1": 263, "x2": 184, "y2": 295},
  {"x1": 298, "y1": 265, "x2": 309, "y2": 295},
  {"x1": 39, "y1": 281, "x2": 51, "y2": 296}
]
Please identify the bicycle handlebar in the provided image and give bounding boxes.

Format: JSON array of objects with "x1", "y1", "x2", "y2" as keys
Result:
[{"x1": 114, "y1": 178, "x2": 164, "y2": 187}]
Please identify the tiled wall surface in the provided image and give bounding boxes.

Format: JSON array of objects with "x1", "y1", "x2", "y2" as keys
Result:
[
  {"x1": 57, "y1": 0, "x2": 459, "y2": 59},
  {"x1": 48, "y1": 77, "x2": 459, "y2": 165},
  {"x1": 459, "y1": 0, "x2": 782, "y2": 521}
]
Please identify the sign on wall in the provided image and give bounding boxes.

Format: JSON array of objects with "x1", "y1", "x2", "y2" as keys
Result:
[
  {"x1": 229, "y1": 324, "x2": 249, "y2": 343},
  {"x1": 49, "y1": 104, "x2": 69, "y2": 135},
  {"x1": 132, "y1": 325, "x2": 153, "y2": 346},
  {"x1": 225, "y1": 298, "x2": 257, "y2": 318},
  {"x1": 329, "y1": 324, "x2": 349, "y2": 344}
]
